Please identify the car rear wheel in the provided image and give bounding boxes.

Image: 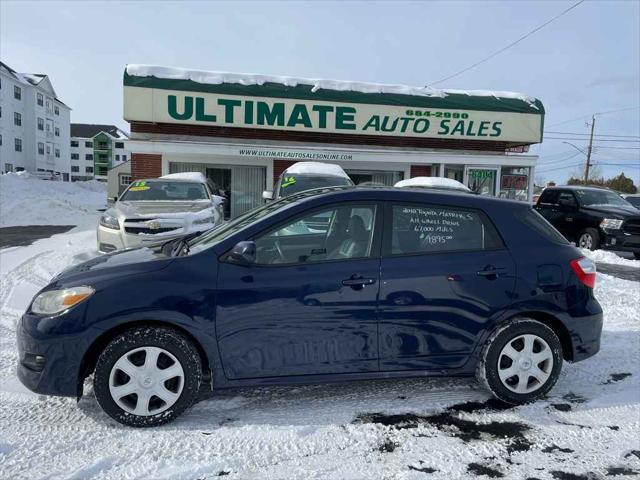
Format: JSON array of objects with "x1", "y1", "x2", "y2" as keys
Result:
[
  {"x1": 94, "y1": 326, "x2": 202, "y2": 427},
  {"x1": 476, "y1": 319, "x2": 563, "y2": 404},
  {"x1": 577, "y1": 228, "x2": 600, "y2": 251}
]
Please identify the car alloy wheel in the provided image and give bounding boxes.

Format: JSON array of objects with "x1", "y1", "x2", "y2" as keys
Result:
[
  {"x1": 497, "y1": 334, "x2": 553, "y2": 394},
  {"x1": 109, "y1": 346, "x2": 185, "y2": 416},
  {"x1": 578, "y1": 233, "x2": 593, "y2": 249}
]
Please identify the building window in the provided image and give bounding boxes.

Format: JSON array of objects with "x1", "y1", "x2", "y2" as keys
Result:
[
  {"x1": 0, "y1": 106, "x2": 2, "y2": 117},
  {"x1": 55, "y1": 127, "x2": 60, "y2": 137},
  {"x1": 115, "y1": 155, "x2": 120, "y2": 161},
  {"x1": 120, "y1": 175, "x2": 132, "y2": 186},
  {"x1": 46, "y1": 145, "x2": 51, "y2": 154},
  {"x1": 38, "y1": 118, "x2": 44, "y2": 130},
  {"x1": 71, "y1": 153, "x2": 79, "y2": 160},
  {"x1": 86, "y1": 166, "x2": 94, "y2": 173},
  {"x1": 14, "y1": 85, "x2": 21, "y2": 100},
  {"x1": 55, "y1": 148, "x2": 60, "y2": 158},
  {"x1": 115, "y1": 142, "x2": 125, "y2": 149},
  {"x1": 54, "y1": 105, "x2": 59, "y2": 115},
  {"x1": 121, "y1": 154, "x2": 127, "y2": 161},
  {"x1": 70, "y1": 140, "x2": 79, "y2": 147},
  {"x1": 5, "y1": 163, "x2": 14, "y2": 173},
  {"x1": 85, "y1": 141, "x2": 93, "y2": 148},
  {"x1": 0, "y1": 134, "x2": 2, "y2": 146},
  {"x1": 14, "y1": 112, "x2": 21, "y2": 126},
  {"x1": 37, "y1": 93, "x2": 44, "y2": 106},
  {"x1": 38, "y1": 142, "x2": 44, "y2": 155},
  {"x1": 71, "y1": 166, "x2": 80, "y2": 173},
  {"x1": 98, "y1": 166, "x2": 108, "y2": 176},
  {"x1": 15, "y1": 138, "x2": 22, "y2": 152},
  {"x1": 85, "y1": 154, "x2": 93, "y2": 160}
]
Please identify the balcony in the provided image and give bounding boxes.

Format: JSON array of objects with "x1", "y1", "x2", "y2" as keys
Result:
[{"x1": 94, "y1": 143, "x2": 111, "y2": 151}]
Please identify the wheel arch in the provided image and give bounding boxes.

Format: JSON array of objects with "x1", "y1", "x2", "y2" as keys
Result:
[
  {"x1": 78, "y1": 319, "x2": 213, "y2": 397},
  {"x1": 504, "y1": 310, "x2": 574, "y2": 362}
]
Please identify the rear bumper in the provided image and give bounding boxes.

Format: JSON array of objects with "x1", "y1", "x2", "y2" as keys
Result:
[{"x1": 564, "y1": 309, "x2": 603, "y2": 362}]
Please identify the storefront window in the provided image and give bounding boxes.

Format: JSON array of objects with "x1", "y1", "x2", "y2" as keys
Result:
[
  {"x1": 467, "y1": 168, "x2": 498, "y2": 196},
  {"x1": 345, "y1": 169, "x2": 403, "y2": 186},
  {"x1": 499, "y1": 167, "x2": 530, "y2": 202},
  {"x1": 444, "y1": 165, "x2": 464, "y2": 183}
]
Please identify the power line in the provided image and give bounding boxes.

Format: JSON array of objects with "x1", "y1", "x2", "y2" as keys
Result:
[
  {"x1": 545, "y1": 137, "x2": 640, "y2": 142},
  {"x1": 427, "y1": 0, "x2": 585, "y2": 86},
  {"x1": 594, "y1": 146, "x2": 640, "y2": 150},
  {"x1": 544, "y1": 131, "x2": 640, "y2": 138},
  {"x1": 546, "y1": 106, "x2": 640, "y2": 128}
]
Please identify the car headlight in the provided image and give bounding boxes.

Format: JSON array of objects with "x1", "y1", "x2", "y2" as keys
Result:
[
  {"x1": 193, "y1": 216, "x2": 216, "y2": 225},
  {"x1": 600, "y1": 218, "x2": 623, "y2": 230},
  {"x1": 99, "y1": 212, "x2": 120, "y2": 230},
  {"x1": 31, "y1": 286, "x2": 95, "y2": 315}
]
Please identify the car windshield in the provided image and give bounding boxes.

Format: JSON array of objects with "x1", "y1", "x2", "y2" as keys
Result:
[
  {"x1": 278, "y1": 175, "x2": 353, "y2": 197},
  {"x1": 188, "y1": 187, "x2": 348, "y2": 254},
  {"x1": 625, "y1": 196, "x2": 640, "y2": 208},
  {"x1": 120, "y1": 181, "x2": 208, "y2": 202},
  {"x1": 574, "y1": 189, "x2": 632, "y2": 207}
]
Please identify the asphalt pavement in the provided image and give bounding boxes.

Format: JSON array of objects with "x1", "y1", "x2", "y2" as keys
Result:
[{"x1": 0, "y1": 225, "x2": 75, "y2": 249}]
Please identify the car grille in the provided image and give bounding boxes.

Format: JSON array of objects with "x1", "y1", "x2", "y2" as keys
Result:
[
  {"x1": 622, "y1": 219, "x2": 640, "y2": 235},
  {"x1": 123, "y1": 218, "x2": 182, "y2": 236}
]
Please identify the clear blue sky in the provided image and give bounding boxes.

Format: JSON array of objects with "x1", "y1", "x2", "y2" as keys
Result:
[{"x1": 2, "y1": 0, "x2": 638, "y2": 184}]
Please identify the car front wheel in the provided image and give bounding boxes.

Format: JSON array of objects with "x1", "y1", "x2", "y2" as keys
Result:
[
  {"x1": 577, "y1": 228, "x2": 600, "y2": 251},
  {"x1": 476, "y1": 319, "x2": 563, "y2": 404},
  {"x1": 94, "y1": 326, "x2": 202, "y2": 427}
]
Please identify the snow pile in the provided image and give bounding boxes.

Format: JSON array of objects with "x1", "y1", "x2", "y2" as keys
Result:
[
  {"x1": 285, "y1": 162, "x2": 350, "y2": 179},
  {"x1": 395, "y1": 176, "x2": 471, "y2": 191},
  {"x1": 580, "y1": 248, "x2": 639, "y2": 268},
  {"x1": 0, "y1": 173, "x2": 106, "y2": 228},
  {"x1": 161, "y1": 172, "x2": 208, "y2": 183},
  {"x1": 126, "y1": 64, "x2": 540, "y2": 106}
]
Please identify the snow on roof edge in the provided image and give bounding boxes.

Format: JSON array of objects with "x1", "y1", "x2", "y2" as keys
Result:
[
  {"x1": 125, "y1": 64, "x2": 539, "y2": 106},
  {"x1": 284, "y1": 162, "x2": 350, "y2": 179},
  {"x1": 395, "y1": 177, "x2": 471, "y2": 191}
]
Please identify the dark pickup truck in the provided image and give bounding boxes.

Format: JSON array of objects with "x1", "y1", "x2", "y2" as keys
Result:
[{"x1": 535, "y1": 186, "x2": 640, "y2": 259}]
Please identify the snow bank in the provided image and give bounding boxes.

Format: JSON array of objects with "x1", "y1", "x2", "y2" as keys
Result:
[
  {"x1": 126, "y1": 64, "x2": 539, "y2": 105},
  {"x1": 284, "y1": 162, "x2": 350, "y2": 179},
  {"x1": 0, "y1": 172, "x2": 107, "y2": 227},
  {"x1": 395, "y1": 176, "x2": 471, "y2": 191},
  {"x1": 580, "y1": 248, "x2": 639, "y2": 268},
  {"x1": 160, "y1": 172, "x2": 207, "y2": 183}
]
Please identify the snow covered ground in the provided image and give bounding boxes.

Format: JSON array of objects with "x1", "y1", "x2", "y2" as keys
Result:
[{"x1": 0, "y1": 177, "x2": 639, "y2": 479}]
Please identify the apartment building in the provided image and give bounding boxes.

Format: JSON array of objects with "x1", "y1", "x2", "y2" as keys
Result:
[
  {"x1": 0, "y1": 61, "x2": 71, "y2": 179},
  {"x1": 70, "y1": 124, "x2": 129, "y2": 181}
]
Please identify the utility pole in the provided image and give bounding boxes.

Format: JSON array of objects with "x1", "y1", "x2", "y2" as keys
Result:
[{"x1": 584, "y1": 115, "x2": 595, "y2": 183}]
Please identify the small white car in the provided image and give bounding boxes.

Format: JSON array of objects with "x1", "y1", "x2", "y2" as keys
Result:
[
  {"x1": 97, "y1": 172, "x2": 225, "y2": 253},
  {"x1": 395, "y1": 176, "x2": 472, "y2": 193},
  {"x1": 263, "y1": 162, "x2": 354, "y2": 201}
]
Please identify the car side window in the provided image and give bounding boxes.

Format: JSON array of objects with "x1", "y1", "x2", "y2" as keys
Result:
[
  {"x1": 538, "y1": 190, "x2": 559, "y2": 205},
  {"x1": 254, "y1": 204, "x2": 376, "y2": 265},
  {"x1": 558, "y1": 191, "x2": 577, "y2": 207},
  {"x1": 390, "y1": 204, "x2": 503, "y2": 255}
]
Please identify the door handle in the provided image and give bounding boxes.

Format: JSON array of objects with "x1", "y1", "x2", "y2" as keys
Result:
[
  {"x1": 342, "y1": 275, "x2": 376, "y2": 289},
  {"x1": 476, "y1": 266, "x2": 507, "y2": 278}
]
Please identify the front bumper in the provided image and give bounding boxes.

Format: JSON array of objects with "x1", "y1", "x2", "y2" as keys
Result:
[
  {"x1": 16, "y1": 309, "x2": 98, "y2": 397},
  {"x1": 96, "y1": 224, "x2": 190, "y2": 253},
  {"x1": 600, "y1": 229, "x2": 640, "y2": 253}
]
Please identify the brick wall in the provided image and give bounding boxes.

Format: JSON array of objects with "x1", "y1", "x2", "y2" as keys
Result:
[
  {"x1": 273, "y1": 159, "x2": 296, "y2": 183},
  {"x1": 131, "y1": 153, "x2": 162, "y2": 180},
  {"x1": 410, "y1": 165, "x2": 432, "y2": 178}
]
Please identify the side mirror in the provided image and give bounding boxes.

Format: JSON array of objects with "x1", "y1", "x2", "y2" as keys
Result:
[
  {"x1": 262, "y1": 190, "x2": 274, "y2": 201},
  {"x1": 228, "y1": 241, "x2": 256, "y2": 264},
  {"x1": 112, "y1": 196, "x2": 119, "y2": 202}
]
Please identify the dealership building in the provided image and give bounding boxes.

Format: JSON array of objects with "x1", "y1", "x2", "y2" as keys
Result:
[{"x1": 123, "y1": 65, "x2": 544, "y2": 218}]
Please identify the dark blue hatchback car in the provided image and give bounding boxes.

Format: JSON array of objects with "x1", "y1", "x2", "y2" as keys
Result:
[{"x1": 17, "y1": 187, "x2": 603, "y2": 427}]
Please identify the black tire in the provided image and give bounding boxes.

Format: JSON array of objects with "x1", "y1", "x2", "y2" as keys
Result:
[
  {"x1": 476, "y1": 319, "x2": 563, "y2": 405},
  {"x1": 94, "y1": 326, "x2": 202, "y2": 427},
  {"x1": 577, "y1": 227, "x2": 600, "y2": 251},
  {"x1": 633, "y1": 251, "x2": 640, "y2": 260}
]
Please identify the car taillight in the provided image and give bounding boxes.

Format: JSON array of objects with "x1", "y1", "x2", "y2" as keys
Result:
[{"x1": 570, "y1": 257, "x2": 596, "y2": 288}]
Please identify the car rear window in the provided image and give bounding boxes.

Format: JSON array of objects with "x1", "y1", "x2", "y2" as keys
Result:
[
  {"x1": 520, "y1": 208, "x2": 569, "y2": 244},
  {"x1": 390, "y1": 204, "x2": 504, "y2": 255}
]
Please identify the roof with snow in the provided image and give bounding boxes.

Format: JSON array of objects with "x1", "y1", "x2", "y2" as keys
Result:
[
  {"x1": 124, "y1": 64, "x2": 544, "y2": 114},
  {"x1": 395, "y1": 177, "x2": 471, "y2": 192},
  {"x1": 71, "y1": 124, "x2": 129, "y2": 140},
  {"x1": 284, "y1": 162, "x2": 350, "y2": 179},
  {"x1": 0, "y1": 61, "x2": 69, "y2": 107}
]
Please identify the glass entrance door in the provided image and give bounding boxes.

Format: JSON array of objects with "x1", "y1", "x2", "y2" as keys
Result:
[{"x1": 466, "y1": 168, "x2": 498, "y2": 196}]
